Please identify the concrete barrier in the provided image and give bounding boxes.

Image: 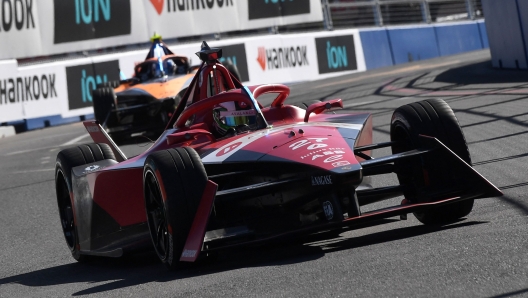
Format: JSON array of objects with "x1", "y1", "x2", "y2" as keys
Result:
[{"x1": 0, "y1": 126, "x2": 15, "y2": 138}]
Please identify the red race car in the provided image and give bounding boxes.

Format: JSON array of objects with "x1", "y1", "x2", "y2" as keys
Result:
[{"x1": 55, "y1": 42, "x2": 502, "y2": 269}]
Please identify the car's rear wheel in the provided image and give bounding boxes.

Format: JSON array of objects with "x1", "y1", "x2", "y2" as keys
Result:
[
  {"x1": 92, "y1": 87, "x2": 116, "y2": 125},
  {"x1": 390, "y1": 98, "x2": 474, "y2": 225},
  {"x1": 143, "y1": 147, "x2": 207, "y2": 270},
  {"x1": 55, "y1": 143, "x2": 116, "y2": 261}
]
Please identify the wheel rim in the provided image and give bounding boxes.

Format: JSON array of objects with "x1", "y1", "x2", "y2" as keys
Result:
[
  {"x1": 57, "y1": 171, "x2": 76, "y2": 249},
  {"x1": 144, "y1": 170, "x2": 169, "y2": 261}
]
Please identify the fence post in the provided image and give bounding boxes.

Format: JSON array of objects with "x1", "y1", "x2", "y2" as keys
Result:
[
  {"x1": 421, "y1": 0, "x2": 432, "y2": 23},
  {"x1": 465, "y1": 0, "x2": 475, "y2": 20},
  {"x1": 322, "y1": 0, "x2": 334, "y2": 30},
  {"x1": 374, "y1": 0, "x2": 384, "y2": 26}
]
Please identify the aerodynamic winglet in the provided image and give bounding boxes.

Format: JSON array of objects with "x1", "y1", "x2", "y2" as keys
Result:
[
  {"x1": 180, "y1": 180, "x2": 218, "y2": 262},
  {"x1": 419, "y1": 135, "x2": 503, "y2": 198},
  {"x1": 83, "y1": 121, "x2": 127, "y2": 162}
]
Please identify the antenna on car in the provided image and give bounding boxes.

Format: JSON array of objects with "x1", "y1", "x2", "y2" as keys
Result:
[{"x1": 195, "y1": 41, "x2": 222, "y2": 64}]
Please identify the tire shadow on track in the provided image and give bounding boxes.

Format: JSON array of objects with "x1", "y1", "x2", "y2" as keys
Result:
[
  {"x1": 0, "y1": 219, "x2": 483, "y2": 296},
  {"x1": 307, "y1": 220, "x2": 486, "y2": 255},
  {"x1": 488, "y1": 287, "x2": 528, "y2": 298}
]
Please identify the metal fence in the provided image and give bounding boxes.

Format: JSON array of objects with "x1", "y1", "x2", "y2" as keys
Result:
[{"x1": 280, "y1": 0, "x2": 484, "y2": 33}]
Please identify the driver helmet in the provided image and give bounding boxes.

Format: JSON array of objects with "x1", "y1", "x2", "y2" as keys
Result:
[{"x1": 213, "y1": 101, "x2": 257, "y2": 136}]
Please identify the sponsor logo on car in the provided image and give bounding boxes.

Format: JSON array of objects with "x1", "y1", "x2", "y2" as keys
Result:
[
  {"x1": 315, "y1": 35, "x2": 357, "y2": 74},
  {"x1": 150, "y1": 0, "x2": 234, "y2": 15},
  {"x1": 84, "y1": 165, "x2": 100, "y2": 172},
  {"x1": 218, "y1": 44, "x2": 249, "y2": 82},
  {"x1": 66, "y1": 60, "x2": 120, "y2": 110},
  {"x1": 216, "y1": 141, "x2": 243, "y2": 157},
  {"x1": 322, "y1": 201, "x2": 334, "y2": 220},
  {"x1": 312, "y1": 175, "x2": 332, "y2": 185},
  {"x1": 256, "y1": 46, "x2": 309, "y2": 71},
  {"x1": 0, "y1": 74, "x2": 58, "y2": 105},
  {"x1": 0, "y1": 0, "x2": 35, "y2": 32},
  {"x1": 332, "y1": 160, "x2": 350, "y2": 167},
  {"x1": 290, "y1": 138, "x2": 348, "y2": 164},
  {"x1": 54, "y1": 0, "x2": 131, "y2": 44},
  {"x1": 181, "y1": 249, "x2": 197, "y2": 258},
  {"x1": 248, "y1": 0, "x2": 310, "y2": 20}
]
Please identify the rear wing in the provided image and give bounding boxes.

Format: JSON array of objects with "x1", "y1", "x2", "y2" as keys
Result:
[{"x1": 83, "y1": 121, "x2": 127, "y2": 162}]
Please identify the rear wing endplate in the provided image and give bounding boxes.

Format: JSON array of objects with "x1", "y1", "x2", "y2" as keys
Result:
[{"x1": 83, "y1": 121, "x2": 127, "y2": 162}]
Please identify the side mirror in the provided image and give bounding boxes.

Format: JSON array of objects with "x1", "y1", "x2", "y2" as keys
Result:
[{"x1": 304, "y1": 99, "x2": 343, "y2": 122}]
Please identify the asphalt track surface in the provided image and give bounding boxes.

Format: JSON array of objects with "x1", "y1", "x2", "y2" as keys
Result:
[{"x1": 1, "y1": 49, "x2": 527, "y2": 297}]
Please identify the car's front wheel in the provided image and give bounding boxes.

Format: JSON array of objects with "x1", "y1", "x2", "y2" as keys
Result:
[
  {"x1": 143, "y1": 147, "x2": 207, "y2": 270},
  {"x1": 390, "y1": 98, "x2": 474, "y2": 225},
  {"x1": 55, "y1": 143, "x2": 116, "y2": 261}
]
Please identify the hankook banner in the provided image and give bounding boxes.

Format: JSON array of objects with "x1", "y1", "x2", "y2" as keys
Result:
[
  {"x1": 0, "y1": 60, "x2": 67, "y2": 123},
  {"x1": 0, "y1": 0, "x2": 322, "y2": 60}
]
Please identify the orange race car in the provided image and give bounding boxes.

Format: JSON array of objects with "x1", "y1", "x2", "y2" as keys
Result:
[{"x1": 91, "y1": 37, "x2": 240, "y2": 141}]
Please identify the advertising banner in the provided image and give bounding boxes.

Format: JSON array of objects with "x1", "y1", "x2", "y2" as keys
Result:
[
  {"x1": 311, "y1": 30, "x2": 366, "y2": 79},
  {"x1": 0, "y1": 60, "x2": 24, "y2": 123},
  {"x1": 248, "y1": 0, "x2": 311, "y2": 20},
  {"x1": 17, "y1": 63, "x2": 66, "y2": 119},
  {"x1": 40, "y1": 0, "x2": 149, "y2": 60},
  {"x1": 65, "y1": 60, "x2": 121, "y2": 110},
  {"x1": 53, "y1": 0, "x2": 132, "y2": 44},
  {"x1": 0, "y1": 0, "x2": 149, "y2": 60},
  {"x1": 0, "y1": 0, "x2": 43, "y2": 60},
  {"x1": 315, "y1": 35, "x2": 358, "y2": 74},
  {"x1": 244, "y1": 35, "x2": 317, "y2": 85},
  {"x1": 143, "y1": 0, "x2": 323, "y2": 40},
  {"x1": 0, "y1": 0, "x2": 323, "y2": 60}
]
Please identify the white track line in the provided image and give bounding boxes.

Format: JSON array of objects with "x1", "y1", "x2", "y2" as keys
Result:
[
  {"x1": 13, "y1": 168, "x2": 54, "y2": 174},
  {"x1": 61, "y1": 134, "x2": 90, "y2": 146},
  {"x1": 4, "y1": 134, "x2": 91, "y2": 156}
]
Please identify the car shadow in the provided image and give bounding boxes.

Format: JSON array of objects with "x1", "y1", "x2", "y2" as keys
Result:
[
  {"x1": 488, "y1": 287, "x2": 528, "y2": 298},
  {"x1": 0, "y1": 219, "x2": 484, "y2": 296},
  {"x1": 435, "y1": 61, "x2": 528, "y2": 85},
  {"x1": 314, "y1": 220, "x2": 486, "y2": 254}
]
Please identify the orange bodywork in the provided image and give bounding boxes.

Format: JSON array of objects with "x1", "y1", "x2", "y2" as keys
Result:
[{"x1": 114, "y1": 55, "x2": 196, "y2": 99}]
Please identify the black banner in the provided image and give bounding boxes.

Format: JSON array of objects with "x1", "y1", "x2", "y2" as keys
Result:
[
  {"x1": 248, "y1": 0, "x2": 310, "y2": 20},
  {"x1": 54, "y1": 0, "x2": 131, "y2": 44},
  {"x1": 219, "y1": 43, "x2": 249, "y2": 82},
  {"x1": 66, "y1": 60, "x2": 120, "y2": 110},
  {"x1": 315, "y1": 35, "x2": 357, "y2": 74}
]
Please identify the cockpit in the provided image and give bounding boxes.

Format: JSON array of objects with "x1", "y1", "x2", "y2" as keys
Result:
[{"x1": 134, "y1": 57, "x2": 190, "y2": 82}]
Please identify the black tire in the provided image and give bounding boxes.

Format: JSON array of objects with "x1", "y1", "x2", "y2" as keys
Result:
[
  {"x1": 221, "y1": 58, "x2": 242, "y2": 82},
  {"x1": 92, "y1": 87, "x2": 116, "y2": 125},
  {"x1": 55, "y1": 143, "x2": 116, "y2": 261},
  {"x1": 390, "y1": 98, "x2": 474, "y2": 225},
  {"x1": 143, "y1": 147, "x2": 207, "y2": 270}
]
